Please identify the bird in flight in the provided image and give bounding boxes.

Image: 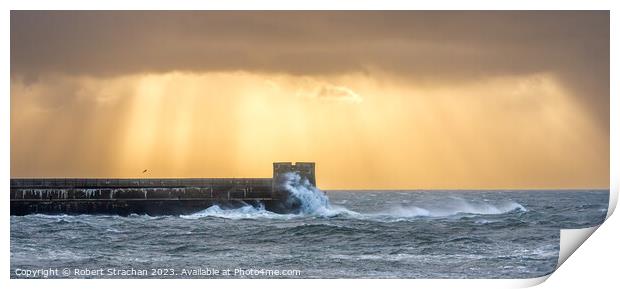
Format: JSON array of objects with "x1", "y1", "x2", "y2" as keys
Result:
[{"x1": 142, "y1": 169, "x2": 148, "y2": 174}]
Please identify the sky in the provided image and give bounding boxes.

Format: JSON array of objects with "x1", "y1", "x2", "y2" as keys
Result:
[{"x1": 10, "y1": 11, "x2": 609, "y2": 189}]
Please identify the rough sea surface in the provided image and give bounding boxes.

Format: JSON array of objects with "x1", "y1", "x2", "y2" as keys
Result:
[{"x1": 11, "y1": 190, "x2": 609, "y2": 278}]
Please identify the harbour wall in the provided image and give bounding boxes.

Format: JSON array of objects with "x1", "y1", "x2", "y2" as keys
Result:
[{"x1": 10, "y1": 162, "x2": 316, "y2": 215}]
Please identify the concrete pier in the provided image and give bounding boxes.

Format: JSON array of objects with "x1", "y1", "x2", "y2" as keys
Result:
[{"x1": 10, "y1": 162, "x2": 316, "y2": 216}]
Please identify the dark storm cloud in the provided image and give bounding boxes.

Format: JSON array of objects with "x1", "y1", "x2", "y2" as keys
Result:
[{"x1": 10, "y1": 11, "x2": 609, "y2": 127}]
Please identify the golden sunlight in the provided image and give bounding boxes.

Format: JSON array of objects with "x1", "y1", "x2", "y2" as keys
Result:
[{"x1": 10, "y1": 71, "x2": 609, "y2": 189}]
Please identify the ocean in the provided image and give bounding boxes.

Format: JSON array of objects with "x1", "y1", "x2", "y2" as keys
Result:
[{"x1": 10, "y1": 189, "x2": 609, "y2": 278}]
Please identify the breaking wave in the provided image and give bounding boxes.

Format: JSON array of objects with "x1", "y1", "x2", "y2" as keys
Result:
[
  {"x1": 180, "y1": 173, "x2": 526, "y2": 220},
  {"x1": 376, "y1": 198, "x2": 527, "y2": 218},
  {"x1": 281, "y1": 172, "x2": 358, "y2": 217},
  {"x1": 181, "y1": 173, "x2": 356, "y2": 219},
  {"x1": 180, "y1": 203, "x2": 292, "y2": 220}
]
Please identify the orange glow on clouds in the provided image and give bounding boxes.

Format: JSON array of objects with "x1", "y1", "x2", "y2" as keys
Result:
[{"x1": 10, "y1": 71, "x2": 609, "y2": 189}]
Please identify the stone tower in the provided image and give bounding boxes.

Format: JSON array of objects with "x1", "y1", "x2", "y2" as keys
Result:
[{"x1": 272, "y1": 162, "x2": 316, "y2": 194}]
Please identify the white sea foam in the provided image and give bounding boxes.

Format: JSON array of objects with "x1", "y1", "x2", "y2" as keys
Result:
[
  {"x1": 181, "y1": 172, "x2": 357, "y2": 219},
  {"x1": 180, "y1": 173, "x2": 526, "y2": 220},
  {"x1": 377, "y1": 198, "x2": 527, "y2": 218},
  {"x1": 180, "y1": 203, "x2": 294, "y2": 220},
  {"x1": 281, "y1": 172, "x2": 358, "y2": 217}
]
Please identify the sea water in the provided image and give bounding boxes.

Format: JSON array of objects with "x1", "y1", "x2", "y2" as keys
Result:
[{"x1": 10, "y1": 179, "x2": 608, "y2": 278}]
